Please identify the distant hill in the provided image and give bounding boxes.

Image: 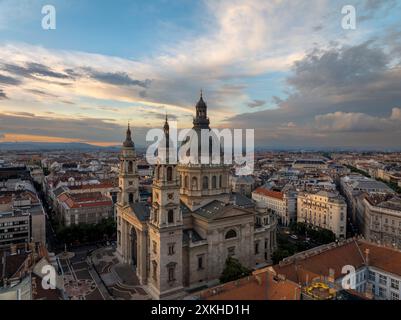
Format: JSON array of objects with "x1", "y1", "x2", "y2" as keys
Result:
[{"x1": 0, "y1": 142, "x2": 120, "y2": 151}]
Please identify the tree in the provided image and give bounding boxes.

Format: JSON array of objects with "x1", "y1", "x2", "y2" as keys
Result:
[
  {"x1": 271, "y1": 249, "x2": 291, "y2": 265},
  {"x1": 56, "y1": 218, "x2": 116, "y2": 245},
  {"x1": 219, "y1": 257, "x2": 251, "y2": 284}
]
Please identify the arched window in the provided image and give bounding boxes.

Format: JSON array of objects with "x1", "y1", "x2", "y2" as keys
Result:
[
  {"x1": 128, "y1": 161, "x2": 133, "y2": 173},
  {"x1": 212, "y1": 176, "x2": 217, "y2": 189},
  {"x1": 219, "y1": 175, "x2": 223, "y2": 188},
  {"x1": 168, "y1": 210, "x2": 174, "y2": 223},
  {"x1": 184, "y1": 175, "x2": 189, "y2": 188},
  {"x1": 129, "y1": 193, "x2": 134, "y2": 203},
  {"x1": 192, "y1": 177, "x2": 198, "y2": 190},
  {"x1": 203, "y1": 176, "x2": 209, "y2": 190},
  {"x1": 167, "y1": 166, "x2": 173, "y2": 181},
  {"x1": 225, "y1": 229, "x2": 237, "y2": 239}
]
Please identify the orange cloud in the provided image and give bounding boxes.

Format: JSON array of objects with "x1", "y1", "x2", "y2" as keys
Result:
[{"x1": 0, "y1": 133, "x2": 118, "y2": 146}]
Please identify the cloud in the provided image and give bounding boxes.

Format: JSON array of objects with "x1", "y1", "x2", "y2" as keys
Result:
[
  {"x1": 84, "y1": 68, "x2": 151, "y2": 88},
  {"x1": 2, "y1": 62, "x2": 71, "y2": 80},
  {"x1": 0, "y1": 112, "x2": 138, "y2": 144},
  {"x1": 247, "y1": 99, "x2": 266, "y2": 108},
  {"x1": 27, "y1": 89, "x2": 59, "y2": 98},
  {"x1": 226, "y1": 40, "x2": 401, "y2": 147},
  {"x1": 0, "y1": 0, "x2": 400, "y2": 147},
  {"x1": 0, "y1": 89, "x2": 7, "y2": 99},
  {"x1": 315, "y1": 109, "x2": 401, "y2": 132},
  {"x1": 0, "y1": 73, "x2": 21, "y2": 85},
  {"x1": 4, "y1": 111, "x2": 36, "y2": 117}
]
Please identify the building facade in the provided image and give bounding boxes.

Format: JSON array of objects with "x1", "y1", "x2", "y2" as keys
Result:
[
  {"x1": 57, "y1": 192, "x2": 113, "y2": 226},
  {"x1": 252, "y1": 187, "x2": 297, "y2": 226},
  {"x1": 359, "y1": 195, "x2": 401, "y2": 250},
  {"x1": 297, "y1": 190, "x2": 347, "y2": 239},
  {"x1": 116, "y1": 95, "x2": 277, "y2": 299}
]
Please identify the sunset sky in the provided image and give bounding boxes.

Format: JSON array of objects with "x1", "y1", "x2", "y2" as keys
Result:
[{"x1": 0, "y1": 0, "x2": 401, "y2": 148}]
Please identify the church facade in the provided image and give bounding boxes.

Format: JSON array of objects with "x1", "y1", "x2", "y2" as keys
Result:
[{"x1": 116, "y1": 94, "x2": 277, "y2": 299}]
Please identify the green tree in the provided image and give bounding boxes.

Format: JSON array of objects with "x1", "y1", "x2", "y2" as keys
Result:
[
  {"x1": 219, "y1": 257, "x2": 251, "y2": 284},
  {"x1": 271, "y1": 249, "x2": 291, "y2": 265}
]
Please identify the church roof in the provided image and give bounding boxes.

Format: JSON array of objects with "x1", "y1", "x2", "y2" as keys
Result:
[
  {"x1": 230, "y1": 193, "x2": 255, "y2": 208},
  {"x1": 193, "y1": 200, "x2": 227, "y2": 219},
  {"x1": 183, "y1": 228, "x2": 204, "y2": 244},
  {"x1": 193, "y1": 91, "x2": 210, "y2": 130},
  {"x1": 123, "y1": 123, "x2": 135, "y2": 148},
  {"x1": 129, "y1": 202, "x2": 151, "y2": 221}
]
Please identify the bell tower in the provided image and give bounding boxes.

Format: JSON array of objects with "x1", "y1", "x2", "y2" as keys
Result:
[
  {"x1": 118, "y1": 123, "x2": 139, "y2": 205},
  {"x1": 148, "y1": 116, "x2": 184, "y2": 299}
]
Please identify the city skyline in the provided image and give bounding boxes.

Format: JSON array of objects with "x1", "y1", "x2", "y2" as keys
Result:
[{"x1": 0, "y1": 0, "x2": 401, "y2": 148}]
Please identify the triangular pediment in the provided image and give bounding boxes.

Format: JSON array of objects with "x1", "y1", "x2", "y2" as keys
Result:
[
  {"x1": 213, "y1": 205, "x2": 252, "y2": 220},
  {"x1": 193, "y1": 201, "x2": 253, "y2": 221}
]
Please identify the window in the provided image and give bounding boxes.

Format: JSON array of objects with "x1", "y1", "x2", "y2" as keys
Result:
[
  {"x1": 219, "y1": 175, "x2": 223, "y2": 188},
  {"x1": 255, "y1": 241, "x2": 260, "y2": 254},
  {"x1": 212, "y1": 176, "x2": 217, "y2": 189},
  {"x1": 225, "y1": 229, "x2": 237, "y2": 239},
  {"x1": 168, "y1": 265, "x2": 176, "y2": 282},
  {"x1": 167, "y1": 166, "x2": 173, "y2": 181},
  {"x1": 168, "y1": 243, "x2": 175, "y2": 255},
  {"x1": 129, "y1": 193, "x2": 134, "y2": 203},
  {"x1": 203, "y1": 176, "x2": 209, "y2": 190},
  {"x1": 378, "y1": 287, "x2": 386, "y2": 298},
  {"x1": 168, "y1": 210, "x2": 174, "y2": 223},
  {"x1": 152, "y1": 261, "x2": 157, "y2": 281},
  {"x1": 391, "y1": 279, "x2": 399, "y2": 290},
  {"x1": 391, "y1": 291, "x2": 399, "y2": 300},
  {"x1": 227, "y1": 246, "x2": 235, "y2": 257},
  {"x1": 128, "y1": 161, "x2": 133, "y2": 173},
  {"x1": 192, "y1": 177, "x2": 198, "y2": 190},
  {"x1": 379, "y1": 274, "x2": 387, "y2": 285},
  {"x1": 197, "y1": 255, "x2": 204, "y2": 270},
  {"x1": 368, "y1": 271, "x2": 375, "y2": 281}
]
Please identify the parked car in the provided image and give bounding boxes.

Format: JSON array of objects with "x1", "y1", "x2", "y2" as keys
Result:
[{"x1": 290, "y1": 234, "x2": 298, "y2": 240}]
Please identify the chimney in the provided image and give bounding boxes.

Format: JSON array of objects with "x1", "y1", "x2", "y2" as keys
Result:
[{"x1": 365, "y1": 248, "x2": 370, "y2": 266}]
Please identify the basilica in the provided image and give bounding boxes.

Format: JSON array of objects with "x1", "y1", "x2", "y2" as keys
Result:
[{"x1": 116, "y1": 94, "x2": 277, "y2": 299}]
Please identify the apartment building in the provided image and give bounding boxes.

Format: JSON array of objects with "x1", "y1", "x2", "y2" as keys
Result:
[
  {"x1": 357, "y1": 194, "x2": 401, "y2": 250},
  {"x1": 57, "y1": 191, "x2": 113, "y2": 226},
  {"x1": 297, "y1": 190, "x2": 347, "y2": 239},
  {"x1": 272, "y1": 239, "x2": 401, "y2": 300},
  {"x1": 340, "y1": 174, "x2": 394, "y2": 225},
  {"x1": 252, "y1": 187, "x2": 297, "y2": 226}
]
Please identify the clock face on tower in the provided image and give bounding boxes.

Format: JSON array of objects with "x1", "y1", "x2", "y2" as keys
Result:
[{"x1": 168, "y1": 193, "x2": 174, "y2": 200}]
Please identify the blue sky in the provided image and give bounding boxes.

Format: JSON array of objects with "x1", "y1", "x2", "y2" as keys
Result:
[{"x1": 0, "y1": 0, "x2": 401, "y2": 147}]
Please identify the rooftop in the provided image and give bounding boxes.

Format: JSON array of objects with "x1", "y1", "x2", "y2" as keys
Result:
[
  {"x1": 253, "y1": 187, "x2": 284, "y2": 200},
  {"x1": 272, "y1": 239, "x2": 401, "y2": 284},
  {"x1": 200, "y1": 269, "x2": 301, "y2": 300}
]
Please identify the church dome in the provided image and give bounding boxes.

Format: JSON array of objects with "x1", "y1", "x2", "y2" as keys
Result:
[
  {"x1": 180, "y1": 127, "x2": 223, "y2": 165},
  {"x1": 180, "y1": 93, "x2": 224, "y2": 165}
]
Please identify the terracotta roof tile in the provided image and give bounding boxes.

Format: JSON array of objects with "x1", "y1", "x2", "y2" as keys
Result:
[{"x1": 254, "y1": 187, "x2": 284, "y2": 200}]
